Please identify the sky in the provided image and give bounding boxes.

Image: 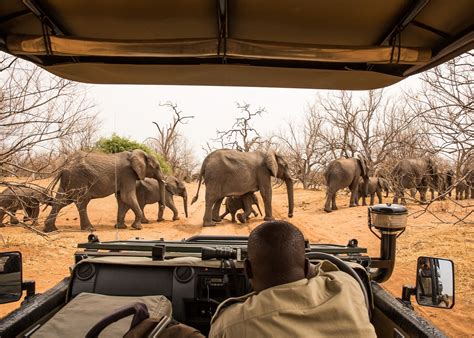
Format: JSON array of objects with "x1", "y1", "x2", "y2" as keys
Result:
[{"x1": 85, "y1": 76, "x2": 421, "y2": 161}]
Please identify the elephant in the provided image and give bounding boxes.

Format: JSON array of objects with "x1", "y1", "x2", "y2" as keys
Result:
[
  {"x1": 377, "y1": 177, "x2": 391, "y2": 198},
  {"x1": 191, "y1": 149, "x2": 294, "y2": 227},
  {"x1": 357, "y1": 177, "x2": 382, "y2": 206},
  {"x1": 455, "y1": 179, "x2": 469, "y2": 200},
  {"x1": 116, "y1": 176, "x2": 188, "y2": 224},
  {"x1": 392, "y1": 158, "x2": 439, "y2": 204},
  {"x1": 0, "y1": 185, "x2": 53, "y2": 227},
  {"x1": 437, "y1": 170, "x2": 454, "y2": 199},
  {"x1": 219, "y1": 192, "x2": 262, "y2": 223},
  {"x1": 44, "y1": 149, "x2": 166, "y2": 232},
  {"x1": 461, "y1": 166, "x2": 473, "y2": 199},
  {"x1": 324, "y1": 156, "x2": 369, "y2": 212}
]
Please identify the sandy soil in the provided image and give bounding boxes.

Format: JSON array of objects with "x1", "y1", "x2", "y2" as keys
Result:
[{"x1": 0, "y1": 181, "x2": 473, "y2": 337}]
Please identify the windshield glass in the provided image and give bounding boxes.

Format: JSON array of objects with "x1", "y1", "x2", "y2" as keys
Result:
[{"x1": 0, "y1": 51, "x2": 472, "y2": 335}]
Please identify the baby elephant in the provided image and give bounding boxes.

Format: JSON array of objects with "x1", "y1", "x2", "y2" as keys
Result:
[
  {"x1": 0, "y1": 185, "x2": 53, "y2": 227},
  {"x1": 117, "y1": 176, "x2": 188, "y2": 227},
  {"x1": 220, "y1": 192, "x2": 262, "y2": 223},
  {"x1": 357, "y1": 177, "x2": 383, "y2": 206}
]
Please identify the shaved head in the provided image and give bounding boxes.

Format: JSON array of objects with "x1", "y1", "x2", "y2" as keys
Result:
[{"x1": 246, "y1": 221, "x2": 307, "y2": 292}]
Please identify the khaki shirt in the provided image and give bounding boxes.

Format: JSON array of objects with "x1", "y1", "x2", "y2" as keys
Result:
[{"x1": 209, "y1": 262, "x2": 376, "y2": 338}]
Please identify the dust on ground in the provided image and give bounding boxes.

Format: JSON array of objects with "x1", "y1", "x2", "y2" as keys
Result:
[{"x1": 0, "y1": 182, "x2": 473, "y2": 337}]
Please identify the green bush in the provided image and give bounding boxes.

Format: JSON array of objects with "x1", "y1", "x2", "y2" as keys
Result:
[{"x1": 95, "y1": 134, "x2": 172, "y2": 174}]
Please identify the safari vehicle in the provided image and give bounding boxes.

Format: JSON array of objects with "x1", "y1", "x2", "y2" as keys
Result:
[{"x1": 0, "y1": 1, "x2": 471, "y2": 337}]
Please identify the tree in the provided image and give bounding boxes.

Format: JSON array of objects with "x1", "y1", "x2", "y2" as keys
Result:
[
  {"x1": 95, "y1": 134, "x2": 171, "y2": 174},
  {"x1": 409, "y1": 52, "x2": 473, "y2": 176},
  {"x1": 146, "y1": 102, "x2": 196, "y2": 179},
  {"x1": 0, "y1": 54, "x2": 98, "y2": 181},
  {"x1": 277, "y1": 106, "x2": 330, "y2": 188},
  {"x1": 212, "y1": 102, "x2": 266, "y2": 152},
  {"x1": 319, "y1": 90, "x2": 432, "y2": 171}
]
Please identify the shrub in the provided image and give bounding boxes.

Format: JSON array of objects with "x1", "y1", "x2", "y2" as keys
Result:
[{"x1": 95, "y1": 134, "x2": 172, "y2": 174}]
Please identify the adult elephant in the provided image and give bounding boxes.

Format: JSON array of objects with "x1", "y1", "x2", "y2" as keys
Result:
[
  {"x1": 192, "y1": 149, "x2": 294, "y2": 227},
  {"x1": 392, "y1": 158, "x2": 438, "y2": 204},
  {"x1": 116, "y1": 176, "x2": 188, "y2": 225},
  {"x1": 44, "y1": 150, "x2": 166, "y2": 232},
  {"x1": 324, "y1": 156, "x2": 369, "y2": 212}
]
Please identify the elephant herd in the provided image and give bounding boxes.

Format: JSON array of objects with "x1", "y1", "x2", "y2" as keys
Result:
[
  {"x1": 323, "y1": 156, "x2": 473, "y2": 213},
  {"x1": 1, "y1": 149, "x2": 472, "y2": 231}
]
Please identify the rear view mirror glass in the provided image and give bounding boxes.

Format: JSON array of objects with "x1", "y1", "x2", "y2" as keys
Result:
[
  {"x1": 0, "y1": 251, "x2": 23, "y2": 304},
  {"x1": 416, "y1": 256, "x2": 454, "y2": 309}
]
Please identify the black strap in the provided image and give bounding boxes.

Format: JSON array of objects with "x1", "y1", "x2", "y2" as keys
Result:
[{"x1": 85, "y1": 302, "x2": 150, "y2": 338}]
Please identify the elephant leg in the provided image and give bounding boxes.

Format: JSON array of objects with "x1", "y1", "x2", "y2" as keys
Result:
[
  {"x1": 251, "y1": 207, "x2": 258, "y2": 217},
  {"x1": 139, "y1": 203, "x2": 150, "y2": 224},
  {"x1": 349, "y1": 191, "x2": 358, "y2": 207},
  {"x1": 212, "y1": 197, "x2": 224, "y2": 222},
  {"x1": 260, "y1": 187, "x2": 274, "y2": 221},
  {"x1": 121, "y1": 192, "x2": 143, "y2": 230},
  {"x1": 370, "y1": 193, "x2": 375, "y2": 206},
  {"x1": 75, "y1": 198, "x2": 94, "y2": 231},
  {"x1": 348, "y1": 179, "x2": 359, "y2": 207},
  {"x1": 0, "y1": 210, "x2": 5, "y2": 227},
  {"x1": 166, "y1": 195, "x2": 179, "y2": 221},
  {"x1": 237, "y1": 197, "x2": 253, "y2": 223},
  {"x1": 44, "y1": 190, "x2": 72, "y2": 232},
  {"x1": 28, "y1": 206, "x2": 40, "y2": 226},
  {"x1": 362, "y1": 195, "x2": 367, "y2": 206},
  {"x1": 419, "y1": 188, "x2": 427, "y2": 203},
  {"x1": 10, "y1": 214, "x2": 19, "y2": 224},
  {"x1": 230, "y1": 211, "x2": 236, "y2": 222},
  {"x1": 203, "y1": 197, "x2": 218, "y2": 227},
  {"x1": 115, "y1": 197, "x2": 129, "y2": 228},
  {"x1": 219, "y1": 208, "x2": 230, "y2": 219},
  {"x1": 324, "y1": 190, "x2": 335, "y2": 212},
  {"x1": 23, "y1": 207, "x2": 32, "y2": 222}
]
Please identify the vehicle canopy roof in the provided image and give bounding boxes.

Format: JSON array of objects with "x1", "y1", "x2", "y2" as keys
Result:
[{"x1": 0, "y1": 0, "x2": 472, "y2": 89}]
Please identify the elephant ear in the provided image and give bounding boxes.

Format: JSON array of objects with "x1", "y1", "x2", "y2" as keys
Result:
[
  {"x1": 130, "y1": 149, "x2": 147, "y2": 180},
  {"x1": 357, "y1": 155, "x2": 368, "y2": 178},
  {"x1": 265, "y1": 151, "x2": 278, "y2": 177}
]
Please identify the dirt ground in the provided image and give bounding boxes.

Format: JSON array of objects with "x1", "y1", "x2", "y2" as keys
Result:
[{"x1": 0, "y1": 181, "x2": 473, "y2": 337}]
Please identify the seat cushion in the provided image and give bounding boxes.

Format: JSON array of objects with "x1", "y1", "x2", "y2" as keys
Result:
[{"x1": 32, "y1": 293, "x2": 171, "y2": 338}]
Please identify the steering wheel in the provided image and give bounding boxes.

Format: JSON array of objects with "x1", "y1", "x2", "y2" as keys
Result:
[{"x1": 305, "y1": 252, "x2": 371, "y2": 318}]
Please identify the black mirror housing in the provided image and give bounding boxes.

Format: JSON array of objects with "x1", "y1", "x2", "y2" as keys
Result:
[
  {"x1": 0, "y1": 251, "x2": 23, "y2": 304},
  {"x1": 416, "y1": 256, "x2": 455, "y2": 309}
]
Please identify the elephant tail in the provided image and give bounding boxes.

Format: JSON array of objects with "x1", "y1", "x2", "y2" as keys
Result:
[
  {"x1": 46, "y1": 170, "x2": 62, "y2": 193},
  {"x1": 191, "y1": 173, "x2": 203, "y2": 205}
]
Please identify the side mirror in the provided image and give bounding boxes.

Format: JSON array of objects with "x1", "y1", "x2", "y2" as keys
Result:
[
  {"x1": 416, "y1": 256, "x2": 454, "y2": 309},
  {"x1": 0, "y1": 251, "x2": 23, "y2": 304}
]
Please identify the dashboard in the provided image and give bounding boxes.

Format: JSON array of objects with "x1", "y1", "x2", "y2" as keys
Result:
[{"x1": 70, "y1": 260, "x2": 250, "y2": 334}]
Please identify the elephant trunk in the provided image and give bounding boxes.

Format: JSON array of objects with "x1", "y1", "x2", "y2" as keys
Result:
[
  {"x1": 285, "y1": 178, "x2": 294, "y2": 218},
  {"x1": 158, "y1": 178, "x2": 166, "y2": 212},
  {"x1": 183, "y1": 190, "x2": 188, "y2": 218}
]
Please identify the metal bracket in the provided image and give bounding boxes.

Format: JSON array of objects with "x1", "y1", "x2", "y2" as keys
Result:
[{"x1": 217, "y1": 0, "x2": 228, "y2": 62}]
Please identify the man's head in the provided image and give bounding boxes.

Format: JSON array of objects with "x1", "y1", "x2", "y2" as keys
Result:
[{"x1": 245, "y1": 220, "x2": 307, "y2": 293}]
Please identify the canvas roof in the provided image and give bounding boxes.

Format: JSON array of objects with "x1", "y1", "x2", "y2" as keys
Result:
[{"x1": 0, "y1": 0, "x2": 472, "y2": 89}]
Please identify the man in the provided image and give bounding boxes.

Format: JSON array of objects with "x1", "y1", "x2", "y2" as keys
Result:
[{"x1": 209, "y1": 220, "x2": 376, "y2": 337}]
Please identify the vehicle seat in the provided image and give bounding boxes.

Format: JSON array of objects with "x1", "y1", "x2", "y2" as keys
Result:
[{"x1": 31, "y1": 293, "x2": 171, "y2": 338}]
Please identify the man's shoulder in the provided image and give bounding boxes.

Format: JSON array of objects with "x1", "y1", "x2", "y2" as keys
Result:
[{"x1": 211, "y1": 292, "x2": 254, "y2": 325}]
